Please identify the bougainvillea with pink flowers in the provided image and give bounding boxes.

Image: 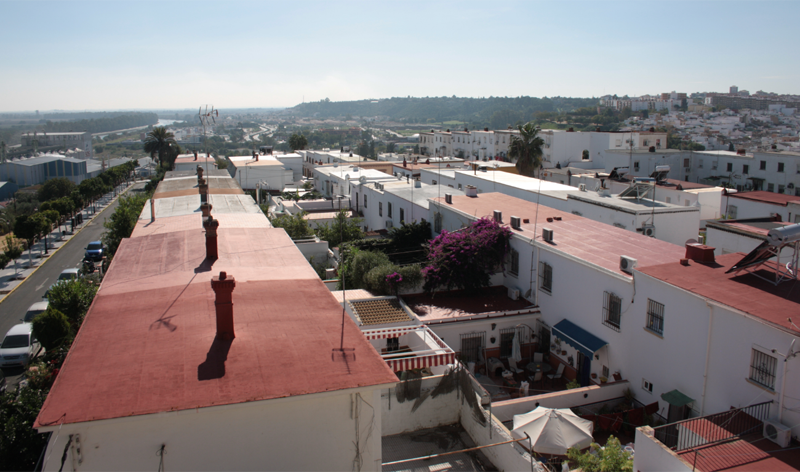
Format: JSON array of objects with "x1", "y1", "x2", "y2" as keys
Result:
[{"x1": 422, "y1": 217, "x2": 512, "y2": 292}]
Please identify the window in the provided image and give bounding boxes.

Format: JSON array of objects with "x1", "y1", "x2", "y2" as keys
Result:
[
  {"x1": 634, "y1": 161, "x2": 640, "y2": 172},
  {"x1": 388, "y1": 202, "x2": 392, "y2": 218},
  {"x1": 509, "y1": 248, "x2": 520, "y2": 276},
  {"x1": 728, "y1": 205, "x2": 738, "y2": 219},
  {"x1": 779, "y1": 185, "x2": 785, "y2": 194},
  {"x1": 432, "y1": 180, "x2": 437, "y2": 185},
  {"x1": 684, "y1": 158, "x2": 690, "y2": 168},
  {"x1": 399, "y1": 208, "x2": 405, "y2": 223},
  {"x1": 458, "y1": 183, "x2": 463, "y2": 190},
  {"x1": 538, "y1": 261, "x2": 552, "y2": 294},
  {"x1": 743, "y1": 164, "x2": 749, "y2": 175},
  {"x1": 642, "y1": 379, "x2": 654, "y2": 393},
  {"x1": 363, "y1": 194, "x2": 367, "y2": 208},
  {"x1": 602, "y1": 291, "x2": 622, "y2": 331},
  {"x1": 499, "y1": 327, "x2": 525, "y2": 358},
  {"x1": 726, "y1": 163, "x2": 733, "y2": 172},
  {"x1": 386, "y1": 337, "x2": 399, "y2": 352},
  {"x1": 768, "y1": 183, "x2": 775, "y2": 192},
  {"x1": 460, "y1": 332, "x2": 485, "y2": 363},
  {"x1": 698, "y1": 159, "x2": 703, "y2": 169},
  {"x1": 749, "y1": 349, "x2": 777, "y2": 390},
  {"x1": 379, "y1": 202, "x2": 383, "y2": 217},
  {"x1": 760, "y1": 160, "x2": 766, "y2": 170},
  {"x1": 646, "y1": 299, "x2": 665, "y2": 335},
  {"x1": 778, "y1": 162, "x2": 785, "y2": 173}
]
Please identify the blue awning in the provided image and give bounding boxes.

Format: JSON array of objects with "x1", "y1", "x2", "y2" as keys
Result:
[{"x1": 552, "y1": 319, "x2": 608, "y2": 357}]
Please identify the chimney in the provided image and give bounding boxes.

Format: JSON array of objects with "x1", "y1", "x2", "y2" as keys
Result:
[
  {"x1": 200, "y1": 202, "x2": 213, "y2": 218},
  {"x1": 211, "y1": 271, "x2": 236, "y2": 341},
  {"x1": 255, "y1": 154, "x2": 259, "y2": 162},
  {"x1": 203, "y1": 216, "x2": 220, "y2": 260},
  {"x1": 198, "y1": 177, "x2": 208, "y2": 204},
  {"x1": 197, "y1": 165, "x2": 204, "y2": 183},
  {"x1": 403, "y1": 158, "x2": 407, "y2": 168},
  {"x1": 194, "y1": 150, "x2": 198, "y2": 161},
  {"x1": 685, "y1": 242, "x2": 715, "y2": 264},
  {"x1": 484, "y1": 127, "x2": 489, "y2": 132}
]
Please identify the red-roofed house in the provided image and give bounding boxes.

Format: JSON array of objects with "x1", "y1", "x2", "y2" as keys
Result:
[
  {"x1": 430, "y1": 192, "x2": 800, "y2": 442},
  {"x1": 34, "y1": 172, "x2": 398, "y2": 471}
]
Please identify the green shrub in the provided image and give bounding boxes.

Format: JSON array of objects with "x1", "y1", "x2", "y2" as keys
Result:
[{"x1": 31, "y1": 307, "x2": 70, "y2": 351}]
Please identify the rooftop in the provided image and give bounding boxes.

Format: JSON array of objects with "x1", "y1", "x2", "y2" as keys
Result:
[
  {"x1": 435, "y1": 192, "x2": 686, "y2": 277},
  {"x1": 404, "y1": 286, "x2": 537, "y2": 323},
  {"x1": 228, "y1": 155, "x2": 285, "y2": 167},
  {"x1": 349, "y1": 298, "x2": 414, "y2": 326},
  {"x1": 656, "y1": 179, "x2": 717, "y2": 190},
  {"x1": 677, "y1": 433, "x2": 800, "y2": 471},
  {"x1": 380, "y1": 180, "x2": 466, "y2": 210},
  {"x1": 568, "y1": 189, "x2": 699, "y2": 214},
  {"x1": 728, "y1": 190, "x2": 800, "y2": 206},
  {"x1": 35, "y1": 225, "x2": 398, "y2": 428},
  {"x1": 706, "y1": 217, "x2": 792, "y2": 239},
  {"x1": 638, "y1": 252, "x2": 800, "y2": 334},
  {"x1": 153, "y1": 174, "x2": 244, "y2": 199},
  {"x1": 6, "y1": 154, "x2": 85, "y2": 166}
]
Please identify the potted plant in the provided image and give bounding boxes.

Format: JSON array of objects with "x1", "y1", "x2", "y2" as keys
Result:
[
  {"x1": 599, "y1": 376, "x2": 608, "y2": 384},
  {"x1": 591, "y1": 373, "x2": 597, "y2": 379}
]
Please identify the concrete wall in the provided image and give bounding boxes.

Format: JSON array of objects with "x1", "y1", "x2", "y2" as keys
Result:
[
  {"x1": 705, "y1": 227, "x2": 762, "y2": 255},
  {"x1": 490, "y1": 382, "x2": 631, "y2": 423},
  {"x1": 41, "y1": 387, "x2": 385, "y2": 471},
  {"x1": 723, "y1": 195, "x2": 791, "y2": 220},
  {"x1": 380, "y1": 375, "x2": 460, "y2": 436},
  {"x1": 633, "y1": 427, "x2": 692, "y2": 471},
  {"x1": 232, "y1": 164, "x2": 293, "y2": 191}
]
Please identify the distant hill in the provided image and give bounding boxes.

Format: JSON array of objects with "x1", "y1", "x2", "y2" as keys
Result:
[{"x1": 285, "y1": 96, "x2": 600, "y2": 128}]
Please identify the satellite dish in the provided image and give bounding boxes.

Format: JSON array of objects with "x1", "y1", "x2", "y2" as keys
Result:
[{"x1": 359, "y1": 176, "x2": 367, "y2": 184}]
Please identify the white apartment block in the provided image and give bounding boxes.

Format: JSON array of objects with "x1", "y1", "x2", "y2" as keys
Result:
[
  {"x1": 419, "y1": 128, "x2": 520, "y2": 160},
  {"x1": 21, "y1": 131, "x2": 93, "y2": 158}
]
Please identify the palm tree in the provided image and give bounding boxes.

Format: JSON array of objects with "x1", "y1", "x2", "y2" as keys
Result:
[
  {"x1": 143, "y1": 127, "x2": 181, "y2": 170},
  {"x1": 508, "y1": 122, "x2": 544, "y2": 177}
]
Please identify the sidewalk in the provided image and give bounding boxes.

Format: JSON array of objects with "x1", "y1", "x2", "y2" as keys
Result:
[{"x1": 0, "y1": 182, "x2": 134, "y2": 302}]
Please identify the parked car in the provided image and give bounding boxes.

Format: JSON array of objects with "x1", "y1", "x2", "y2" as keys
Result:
[
  {"x1": 85, "y1": 241, "x2": 105, "y2": 262},
  {"x1": 23, "y1": 301, "x2": 49, "y2": 323},
  {"x1": 0, "y1": 323, "x2": 42, "y2": 368},
  {"x1": 44, "y1": 268, "x2": 80, "y2": 299}
]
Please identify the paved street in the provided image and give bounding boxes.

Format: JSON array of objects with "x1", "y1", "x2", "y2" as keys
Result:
[{"x1": 0, "y1": 181, "x2": 143, "y2": 384}]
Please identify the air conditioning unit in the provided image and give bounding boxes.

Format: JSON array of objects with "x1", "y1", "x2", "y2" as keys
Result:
[
  {"x1": 642, "y1": 224, "x2": 656, "y2": 237},
  {"x1": 510, "y1": 216, "x2": 521, "y2": 230},
  {"x1": 542, "y1": 227, "x2": 554, "y2": 243},
  {"x1": 763, "y1": 419, "x2": 792, "y2": 448},
  {"x1": 493, "y1": 210, "x2": 502, "y2": 223},
  {"x1": 508, "y1": 287, "x2": 520, "y2": 300},
  {"x1": 386, "y1": 220, "x2": 394, "y2": 229},
  {"x1": 578, "y1": 183, "x2": 587, "y2": 192},
  {"x1": 445, "y1": 193, "x2": 452, "y2": 204},
  {"x1": 620, "y1": 255, "x2": 638, "y2": 274}
]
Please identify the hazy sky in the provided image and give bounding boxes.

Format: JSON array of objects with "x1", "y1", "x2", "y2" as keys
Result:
[{"x1": 2, "y1": 0, "x2": 798, "y2": 112}]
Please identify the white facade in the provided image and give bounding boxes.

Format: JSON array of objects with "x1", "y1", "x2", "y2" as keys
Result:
[
  {"x1": 39, "y1": 387, "x2": 385, "y2": 471},
  {"x1": 21, "y1": 131, "x2": 93, "y2": 158},
  {"x1": 355, "y1": 179, "x2": 465, "y2": 231},
  {"x1": 228, "y1": 155, "x2": 294, "y2": 191}
]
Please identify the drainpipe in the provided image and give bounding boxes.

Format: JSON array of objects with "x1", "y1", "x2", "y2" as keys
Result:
[
  {"x1": 700, "y1": 301, "x2": 714, "y2": 416},
  {"x1": 777, "y1": 339, "x2": 797, "y2": 423}
]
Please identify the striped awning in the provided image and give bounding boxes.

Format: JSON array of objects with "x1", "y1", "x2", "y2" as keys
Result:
[{"x1": 362, "y1": 325, "x2": 456, "y2": 372}]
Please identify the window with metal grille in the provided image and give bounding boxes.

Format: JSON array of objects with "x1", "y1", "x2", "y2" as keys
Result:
[
  {"x1": 509, "y1": 248, "x2": 520, "y2": 276},
  {"x1": 646, "y1": 299, "x2": 665, "y2": 335},
  {"x1": 539, "y1": 261, "x2": 552, "y2": 294},
  {"x1": 778, "y1": 162, "x2": 785, "y2": 173},
  {"x1": 460, "y1": 332, "x2": 485, "y2": 363},
  {"x1": 760, "y1": 160, "x2": 767, "y2": 170},
  {"x1": 379, "y1": 202, "x2": 383, "y2": 217},
  {"x1": 499, "y1": 327, "x2": 524, "y2": 358},
  {"x1": 388, "y1": 202, "x2": 392, "y2": 218},
  {"x1": 749, "y1": 349, "x2": 777, "y2": 390},
  {"x1": 602, "y1": 291, "x2": 622, "y2": 331},
  {"x1": 727, "y1": 162, "x2": 733, "y2": 172}
]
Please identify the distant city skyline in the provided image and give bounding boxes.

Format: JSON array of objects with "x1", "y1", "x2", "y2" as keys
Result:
[{"x1": 1, "y1": 0, "x2": 798, "y2": 112}]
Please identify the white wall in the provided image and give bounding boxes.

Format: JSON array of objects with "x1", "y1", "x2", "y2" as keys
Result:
[
  {"x1": 380, "y1": 375, "x2": 460, "y2": 436},
  {"x1": 723, "y1": 195, "x2": 791, "y2": 220},
  {"x1": 491, "y1": 382, "x2": 632, "y2": 423},
  {"x1": 40, "y1": 387, "x2": 386, "y2": 472},
  {"x1": 232, "y1": 164, "x2": 293, "y2": 191},
  {"x1": 705, "y1": 227, "x2": 763, "y2": 255},
  {"x1": 633, "y1": 427, "x2": 693, "y2": 471}
]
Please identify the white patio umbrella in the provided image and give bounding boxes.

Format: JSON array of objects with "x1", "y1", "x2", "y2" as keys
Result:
[{"x1": 511, "y1": 406, "x2": 594, "y2": 455}]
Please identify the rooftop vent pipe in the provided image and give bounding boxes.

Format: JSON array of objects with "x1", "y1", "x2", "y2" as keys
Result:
[{"x1": 211, "y1": 271, "x2": 236, "y2": 341}]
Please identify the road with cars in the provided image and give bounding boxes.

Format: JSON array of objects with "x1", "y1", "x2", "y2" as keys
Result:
[{"x1": 0, "y1": 185, "x2": 136, "y2": 383}]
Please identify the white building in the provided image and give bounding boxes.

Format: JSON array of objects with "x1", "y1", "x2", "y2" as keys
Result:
[
  {"x1": 173, "y1": 153, "x2": 216, "y2": 173},
  {"x1": 21, "y1": 131, "x2": 93, "y2": 158},
  {"x1": 228, "y1": 153, "x2": 294, "y2": 191},
  {"x1": 721, "y1": 190, "x2": 800, "y2": 221}
]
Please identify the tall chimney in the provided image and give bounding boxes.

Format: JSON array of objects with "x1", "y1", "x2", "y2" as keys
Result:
[
  {"x1": 197, "y1": 165, "x2": 204, "y2": 183},
  {"x1": 200, "y1": 202, "x2": 213, "y2": 218},
  {"x1": 211, "y1": 271, "x2": 236, "y2": 341},
  {"x1": 198, "y1": 177, "x2": 208, "y2": 204},
  {"x1": 203, "y1": 216, "x2": 219, "y2": 260}
]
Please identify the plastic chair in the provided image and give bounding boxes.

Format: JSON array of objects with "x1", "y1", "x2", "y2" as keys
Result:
[{"x1": 547, "y1": 363, "x2": 565, "y2": 385}]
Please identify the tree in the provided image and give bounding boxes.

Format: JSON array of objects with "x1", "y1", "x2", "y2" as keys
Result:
[
  {"x1": 508, "y1": 122, "x2": 545, "y2": 177},
  {"x1": 37, "y1": 177, "x2": 75, "y2": 202},
  {"x1": 566, "y1": 436, "x2": 633, "y2": 472},
  {"x1": 288, "y1": 133, "x2": 308, "y2": 151},
  {"x1": 14, "y1": 214, "x2": 46, "y2": 259},
  {"x1": 315, "y1": 209, "x2": 364, "y2": 248},
  {"x1": 103, "y1": 193, "x2": 148, "y2": 257},
  {"x1": 268, "y1": 212, "x2": 314, "y2": 239},
  {"x1": 4, "y1": 235, "x2": 23, "y2": 276},
  {"x1": 143, "y1": 126, "x2": 181, "y2": 170},
  {"x1": 340, "y1": 249, "x2": 391, "y2": 290},
  {"x1": 46, "y1": 279, "x2": 98, "y2": 330},
  {"x1": 32, "y1": 307, "x2": 71, "y2": 351},
  {"x1": 728, "y1": 142, "x2": 735, "y2": 152},
  {"x1": 0, "y1": 387, "x2": 49, "y2": 471},
  {"x1": 422, "y1": 217, "x2": 511, "y2": 292}
]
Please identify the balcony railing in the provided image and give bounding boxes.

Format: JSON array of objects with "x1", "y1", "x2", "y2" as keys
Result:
[{"x1": 652, "y1": 400, "x2": 772, "y2": 452}]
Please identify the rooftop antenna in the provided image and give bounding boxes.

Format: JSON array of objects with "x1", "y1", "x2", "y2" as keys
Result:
[
  {"x1": 198, "y1": 105, "x2": 218, "y2": 161},
  {"x1": 333, "y1": 194, "x2": 356, "y2": 362}
]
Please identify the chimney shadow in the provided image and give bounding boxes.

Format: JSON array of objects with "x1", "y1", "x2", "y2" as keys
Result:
[
  {"x1": 194, "y1": 258, "x2": 215, "y2": 274},
  {"x1": 197, "y1": 336, "x2": 233, "y2": 381}
]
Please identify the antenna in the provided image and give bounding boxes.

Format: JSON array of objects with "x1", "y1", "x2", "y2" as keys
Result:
[
  {"x1": 332, "y1": 194, "x2": 355, "y2": 362},
  {"x1": 197, "y1": 105, "x2": 219, "y2": 160}
]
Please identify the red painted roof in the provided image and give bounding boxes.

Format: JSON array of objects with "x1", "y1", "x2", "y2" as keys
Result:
[
  {"x1": 638, "y1": 252, "x2": 800, "y2": 334},
  {"x1": 729, "y1": 191, "x2": 800, "y2": 206},
  {"x1": 436, "y1": 193, "x2": 685, "y2": 277},
  {"x1": 35, "y1": 227, "x2": 397, "y2": 427},
  {"x1": 678, "y1": 434, "x2": 800, "y2": 471}
]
